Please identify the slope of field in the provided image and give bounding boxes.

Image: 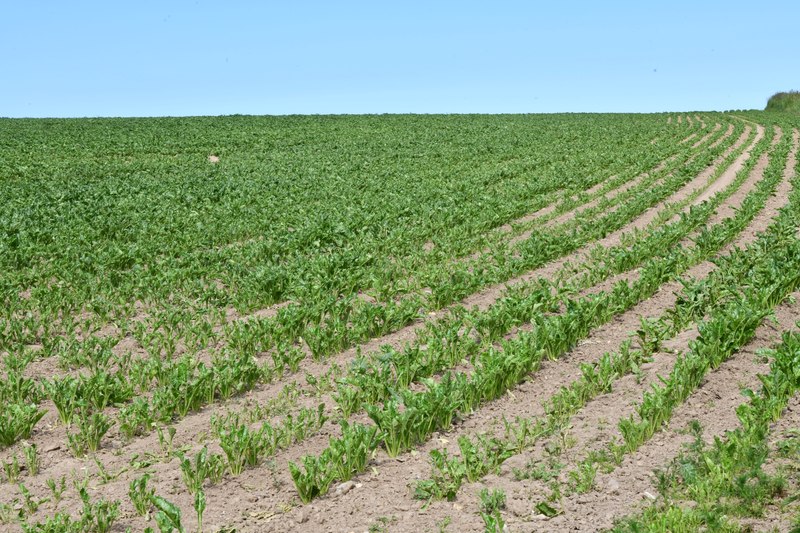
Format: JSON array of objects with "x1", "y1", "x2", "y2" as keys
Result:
[{"x1": 1, "y1": 112, "x2": 799, "y2": 532}]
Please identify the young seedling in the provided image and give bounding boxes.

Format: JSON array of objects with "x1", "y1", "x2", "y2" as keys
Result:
[
  {"x1": 150, "y1": 493, "x2": 185, "y2": 533},
  {"x1": 67, "y1": 411, "x2": 114, "y2": 457},
  {"x1": 157, "y1": 426, "x2": 178, "y2": 461},
  {"x1": 478, "y1": 488, "x2": 506, "y2": 533},
  {"x1": 193, "y1": 489, "x2": 206, "y2": 533},
  {"x1": 22, "y1": 443, "x2": 39, "y2": 476},
  {"x1": 93, "y1": 456, "x2": 128, "y2": 484},
  {"x1": 78, "y1": 487, "x2": 120, "y2": 533},
  {"x1": 3, "y1": 456, "x2": 21, "y2": 483},
  {"x1": 18, "y1": 482, "x2": 48, "y2": 514},
  {"x1": 46, "y1": 475, "x2": 68, "y2": 505},
  {"x1": 129, "y1": 474, "x2": 155, "y2": 518}
]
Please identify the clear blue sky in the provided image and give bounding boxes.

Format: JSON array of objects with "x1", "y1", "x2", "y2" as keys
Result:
[{"x1": 3, "y1": 1, "x2": 799, "y2": 117}]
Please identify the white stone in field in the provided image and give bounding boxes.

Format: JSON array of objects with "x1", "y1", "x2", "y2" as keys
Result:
[{"x1": 334, "y1": 480, "x2": 356, "y2": 496}]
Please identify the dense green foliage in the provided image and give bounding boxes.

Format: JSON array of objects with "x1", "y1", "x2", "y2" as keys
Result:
[{"x1": 766, "y1": 91, "x2": 800, "y2": 113}]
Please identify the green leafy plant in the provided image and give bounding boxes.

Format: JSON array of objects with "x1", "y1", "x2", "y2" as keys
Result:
[
  {"x1": 0, "y1": 404, "x2": 45, "y2": 448},
  {"x1": 150, "y1": 494, "x2": 185, "y2": 533},
  {"x1": 67, "y1": 411, "x2": 114, "y2": 457},
  {"x1": 45, "y1": 475, "x2": 68, "y2": 505},
  {"x1": 129, "y1": 474, "x2": 155, "y2": 518}
]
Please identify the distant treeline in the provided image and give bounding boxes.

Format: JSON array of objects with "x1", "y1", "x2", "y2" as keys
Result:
[{"x1": 766, "y1": 91, "x2": 800, "y2": 112}]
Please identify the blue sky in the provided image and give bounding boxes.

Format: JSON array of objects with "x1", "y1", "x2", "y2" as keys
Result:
[{"x1": 3, "y1": 1, "x2": 799, "y2": 117}]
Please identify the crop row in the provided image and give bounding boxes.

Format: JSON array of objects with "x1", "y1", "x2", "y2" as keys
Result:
[{"x1": 613, "y1": 329, "x2": 800, "y2": 532}]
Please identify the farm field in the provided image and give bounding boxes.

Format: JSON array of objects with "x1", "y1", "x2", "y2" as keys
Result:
[{"x1": 1, "y1": 111, "x2": 800, "y2": 532}]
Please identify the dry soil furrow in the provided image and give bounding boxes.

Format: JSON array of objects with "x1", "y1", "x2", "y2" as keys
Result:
[
  {"x1": 707, "y1": 122, "x2": 735, "y2": 150},
  {"x1": 716, "y1": 127, "x2": 799, "y2": 253},
  {"x1": 541, "y1": 121, "x2": 724, "y2": 231},
  {"x1": 477, "y1": 126, "x2": 721, "y2": 255},
  {"x1": 701, "y1": 126, "x2": 782, "y2": 228},
  {"x1": 696, "y1": 115, "x2": 707, "y2": 129},
  {"x1": 466, "y1": 123, "x2": 796, "y2": 475},
  {"x1": 496, "y1": 121, "x2": 728, "y2": 236},
  {"x1": 634, "y1": 124, "x2": 760, "y2": 230},
  {"x1": 691, "y1": 122, "x2": 721, "y2": 149},
  {"x1": 506, "y1": 121, "x2": 731, "y2": 238},
  {"x1": 499, "y1": 125, "x2": 788, "y2": 461},
  {"x1": 667, "y1": 125, "x2": 790, "y2": 253},
  {"x1": 693, "y1": 124, "x2": 766, "y2": 205}
]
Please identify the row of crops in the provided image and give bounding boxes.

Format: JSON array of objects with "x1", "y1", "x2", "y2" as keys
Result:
[{"x1": 1, "y1": 111, "x2": 799, "y2": 532}]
